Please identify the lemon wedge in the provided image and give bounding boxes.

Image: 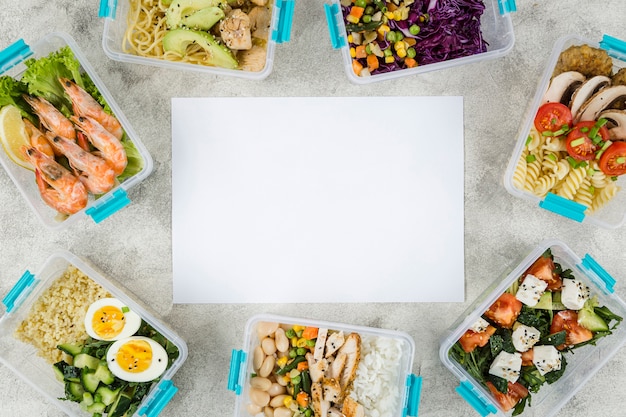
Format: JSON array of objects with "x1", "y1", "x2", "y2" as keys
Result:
[{"x1": 0, "y1": 104, "x2": 33, "y2": 170}]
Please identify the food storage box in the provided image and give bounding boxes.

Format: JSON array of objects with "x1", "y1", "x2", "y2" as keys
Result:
[
  {"x1": 99, "y1": 0, "x2": 294, "y2": 80},
  {"x1": 439, "y1": 239, "x2": 626, "y2": 417},
  {"x1": 0, "y1": 32, "x2": 153, "y2": 230},
  {"x1": 228, "y1": 314, "x2": 422, "y2": 417},
  {"x1": 504, "y1": 34, "x2": 626, "y2": 228},
  {"x1": 0, "y1": 249, "x2": 188, "y2": 417},
  {"x1": 324, "y1": 0, "x2": 516, "y2": 84}
]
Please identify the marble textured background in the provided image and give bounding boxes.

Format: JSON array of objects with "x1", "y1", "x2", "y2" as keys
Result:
[{"x1": 1, "y1": 1, "x2": 626, "y2": 416}]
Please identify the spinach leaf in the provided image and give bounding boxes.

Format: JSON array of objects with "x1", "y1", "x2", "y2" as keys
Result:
[
  {"x1": 488, "y1": 374, "x2": 509, "y2": 394},
  {"x1": 544, "y1": 355, "x2": 567, "y2": 384},
  {"x1": 595, "y1": 305, "x2": 624, "y2": 328},
  {"x1": 540, "y1": 331, "x2": 566, "y2": 347},
  {"x1": 520, "y1": 367, "x2": 545, "y2": 393}
]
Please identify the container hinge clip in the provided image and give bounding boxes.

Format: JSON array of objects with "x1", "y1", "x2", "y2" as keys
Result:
[
  {"x1": 98, "y1": 0, "x2": 118, "y2": 18},
  {"x1": 86, "y1": 188, "x2": 131, "y2": 224},
  {"x1": 138, "y1": 380, "x2": 178, "y2": 417},
  {"x1": 324, "y1": 3, "x2": 346, "y2": 49},
  {"x1": 272, "y1": 0, "x2": 294, "y2": 44},
  {"x1": 456, "y1": 380, "x2": 497, "y2": 417},
  {"x1": 403, "y1": 374, "x2": 422, "y2": 417},
  {"x1": 0, "y1": 39, "x2": 33, "y2": 73},
  {"x1": 2, "y1": 270, "x2": 38, "y2": 313},
  {"x1": 600, "y1": 34, "x2": 626, "y2": 62},
  {"x1": 228, "y1": 349, "x2": 247, "y2": 394},
  {"x1": 497, "y1": 0, "x2": 516, "y2": 14},
  {"x1": 539, "y1": 192, "x2": 586, "y2": 222},
  {"x1": 581, "y1": 254, "x2": 616, "y2": 294}
]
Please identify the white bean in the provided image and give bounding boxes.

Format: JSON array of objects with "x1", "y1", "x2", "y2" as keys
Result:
[
  {"x1": 249, "y1": 388, "x2": 270, "y2": 407},
  {"x1": 273, "y1": 406, "x2": 293, "y2": 417},
  {"x1": 276, "y1": 375, "x2": 288, "y2": 386},
  {"x1": 267, "y1": 382, "x2": 286, "y2": 397},
  {"x1": 257, "y1": 322, "x2": 280, "y2": 339},
  {"x1": 264, "y1": 406, "x2": 275, "y2": 417},
  {"x1": 258, "y1": 355, "x2": 275, "y2": 378},
  {"x1": 274, "y1": 328, "x2": 289, "y2": 353},
  {"x1": 253, "y1": 346, "x2": 265, "y2": 372},
  {"x1": 250, "y1": 376, "x2": 272, "y2": 391},
  {"x1": 261, "y1": 337, "x2": 277, "y2": 355},
  {"x1": 269, "y1": 394, "x2": 289, "y2": 408},
  {"x1": 246, "y1": 403, "x2": 263, "y2": 415}
]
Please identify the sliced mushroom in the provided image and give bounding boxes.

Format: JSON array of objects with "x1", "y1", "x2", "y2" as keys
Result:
[
  {"x1": 575, "y1": 85, "x2": 626, "y2": 123},
  {"x1": 541, "y1": 71, "x2": 585, "y2": 106},
  {"x1": 569, "y1": 75, "x2": 611, "y2": 119},
  {"x1": 598, "y1": 109, "x2": 626, "y2": 140}
]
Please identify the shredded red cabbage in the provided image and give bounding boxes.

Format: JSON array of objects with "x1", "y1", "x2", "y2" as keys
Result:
[{"x1": 343, "y1": 0, "x2": 488, "y2": 75}]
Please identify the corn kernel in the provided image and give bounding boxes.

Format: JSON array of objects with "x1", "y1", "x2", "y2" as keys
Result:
[
  {"x1": 293, "y1": 325, "x2": 305, "y2": 332},
  {"x1": 348, "y1": 34, "x2": 353, "y2": 43},
  {"x1": 384, "y1": 11, "x2": 394, "y2": 19},
  {"x1": 394, "y1": 10, "x2": 402, "y2": 20},
  {"x1": 397, "y1": 48, "x2": 407, "y2": 58},
  {"x1": 350, "y1": 47, "x2": 356, "y2": 58},
  {"x1": 277, "y1": 356, "x2": 288, "y2": 367},
  {"x1": 291, "y1": 337, "x2": 298, "y2": 346},
  {"x1": 296, "y1": 338, "x2": 308, "y2": 348},
  {"x1": 385, "y1": 55, "x2": 395, "y2": 64},
  {"x1": 377, "y1": 24, "x2": 390, "y2": 38},
  {"x1": 394, "y1": 41, "x2": 405, "y2": 51},
  {"x1": 346, "y1": 14, "x2": 360, "y2": 24},
  {"x1": 284, "y1": 396, "x2": 293, "y2": 407}
]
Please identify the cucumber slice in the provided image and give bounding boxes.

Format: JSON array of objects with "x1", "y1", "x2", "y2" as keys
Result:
[
  {"x1": 57, "y1": 343, "x2": 83, "y2": 357},
  {"x1": 80, "y1": 368, "x2": 101, "y2": 393},
  {"x1": 551, "y1": 291, "x2": 567, "y2": 311},
  {"x1": 578, "y1": 307, "x2": 609, "y2": 331},
  {"x1": 96, "y1": 385, "x2": 121, "y2": 406},
  {"x1": 86, "y1": 402, "x2": 106, "y2": 414},
  {"x1": 530, "y1": 291, "x2": 553, "y2": 310},
  {"x1": 74, "y1": 353, "x2": 100, "y2": 370},
  {"x1": 65, "y1": 381, "x2": 85, "y2": 402},
  {"x1": 53, "y1": 361, "x2": 81, "y2": 382},
  {"x1": 94, "y1": 362, "x2": 115, "y2": 385},
  {"x1": 109, "y1": 392, "x2": 133, "y2": 417}
]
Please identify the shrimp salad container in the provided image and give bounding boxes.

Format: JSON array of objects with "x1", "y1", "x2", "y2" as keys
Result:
[
  {"x1": 0, "y1": 249, "x2": 188, "y2": 417},
  {"x1": 504, "y1": 34, "x2": 626, "y2": 228},
  {"x1": 99, "y1": 0, "x2": 294, "y2": 79},
  {"x1": 324, "y1": 0, "x2": 516, "y2": 84},
  {"x1": 228, "y1": 314, "x2": 422, "y2": 417},
  {"x1": 0, "y1": 32, "x2": 153, "y2": 230},
  {"x1": 439, "y1": 239, "x2": 626, "y2": 417}
]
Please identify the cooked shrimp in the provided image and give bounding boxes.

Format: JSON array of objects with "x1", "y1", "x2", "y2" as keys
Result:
[
  {"x1": 21, "y1": 146, "x2": 88, "y2": 215},
  {"x1": 46, "y1": 133, "x2": 116, "y2": 195},
  {"x1": 22, "y1": 118, "x2": 55, "y2": 158},
  {"x1": 71, "y1": 115, "x2": 127, "y2": 176},
  {"x1": 59, "y1": 77, "x2": 123, "y2": 140},
  {"x1": 22, "y1": 94, "x2": 76, "y2": 140}
]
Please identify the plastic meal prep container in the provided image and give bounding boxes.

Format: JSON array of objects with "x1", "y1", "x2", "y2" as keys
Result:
[
  {"x1": 99, "y1": 0, "x2": 294, "y2": 79},
  {"x1": 0, "y1": 32, "x2": 153, "y2": 230},
  {"x1": 228, "y1": 313, "x2": 422, "y2": 417},
  {"x1": 439, "y1": 239, "x2": 626, "y2": 417},
  {"x1": 0, "y1": 249, "x2": 188, "y2": 417},
  {"x1": 323, "y1": 0, "x2": 516, "y2": 84},
  {"x1": 504, "y1": 34, "x2": 626, "y2": 228}
]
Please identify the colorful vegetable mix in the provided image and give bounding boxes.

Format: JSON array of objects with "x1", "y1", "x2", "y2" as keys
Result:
[
  {"x1": 449, "y1": 249, "x2": 623, "y2": 415},
  {"x1": 342, "y1": 0, "x2": 487, "y2": 77}
]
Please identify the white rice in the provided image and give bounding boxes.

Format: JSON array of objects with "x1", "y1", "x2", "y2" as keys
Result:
[{"x1": 349, "y1": 335, "x2": 405, "y2": 417}]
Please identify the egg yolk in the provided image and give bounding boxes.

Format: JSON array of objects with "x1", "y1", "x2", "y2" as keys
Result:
[
  {"x1": 116, "y1": 339, "x2": 153, "y2": 373},
  {"x1": 92, "y1": 305, "x2": 126, "y2": 339}
]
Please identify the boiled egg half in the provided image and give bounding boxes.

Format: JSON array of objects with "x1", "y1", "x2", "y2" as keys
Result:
[
  {"x1": 84, "y1": 298, "x2": 142, "y2": 341},
  {"x1": 106, "y1": 336, "x2": 168, "y2": 382}
]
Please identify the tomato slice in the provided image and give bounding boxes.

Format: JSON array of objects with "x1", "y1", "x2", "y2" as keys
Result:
[
  {"x1": 520, "y1": 348, "x2": 534, "y2": 366},
  {"x1": 486, "y1": 381, "x2": 529, "y2": 412},
  {"x1": 599, "y1": 141, "x2": 626, "y2": 176},
  {"x1": 484, "y1": 293, "x2": 522, "y2": 329},
  {"x1": 458, "y1": 325, "x2": 497, "y2": 353},
  {"x1": 534, "y1": 103, "x2": 573, "y2": 133},
  {"x1": 566, "y1": 121, "x2": 609, "y2": 161},
  {"x1": 524, "y1": 256, "x2": 562, "y2": 291},
  {"x1": 550, "y1": 310, "x2": 593, "y2": 350}
]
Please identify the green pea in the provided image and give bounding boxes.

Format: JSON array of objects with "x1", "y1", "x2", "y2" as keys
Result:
[
  {"x1": 383, "y1": 48, "x2": 393, "y2": 57},
  {"x1": 304, "y1": 409, "x2": 312, "y2": 417},
  {"x1": 362, "y1": 14, "x2": 372, "y2": 23},
  {"x1": 365, "y1": 44, "x2": 372, "y2": 54},
  {"x1": 407, "y1": 47, "x2": 416, "y2": 58},
  {"x1": 395, "y1": 31, "x2": 403, "y2": 41},
  {"x1": 285, "y1": 329, "x2": 296, "y2": 338},
  {"x1": 292, "y1": 375, "x2": 302, "y2": 385},
  {"x1": 289, "y1": 349, "x2": 297, "y2": 358},
  {"x1": 387, "y1": 31, "x2": 396, "y2": 43},
  {"x1": 306, "y1": 339, "x2": 316, "y2": 347},
  {"x1": 355, "y1": 0, "x2": 367, "y2": 7},
  {"x1": 364, "y1": 5, "x2": 374, "y2": 14},
  {"x1": 409, "y1": 24, "x2": 420, "y2": 35},
  {"x1": 296, "y1": 347, "x2": 307, "y2": 356}
]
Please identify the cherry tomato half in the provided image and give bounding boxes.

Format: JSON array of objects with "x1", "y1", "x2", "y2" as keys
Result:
[
  {"x1": 484, "y1": 293, "x2": 522, "y2": 329},
  {"x1": 550, "y1": 310, "x2": 593, "y2": 350},
  {"x1": 534, "y1": 103, "x2": 573, "y2": 133},
  {"x1": 566, "y1": 121, "x2": 610, "y2": 161},
  {"x1": 524, "y1": 255, "x2": 562, "y2": 291},
  {"x1": 599, "y1": 141, "x2": 626, "y2": 176},
  {"x1": 486, "y1": 381, "x2": 529, "y2": 412}
]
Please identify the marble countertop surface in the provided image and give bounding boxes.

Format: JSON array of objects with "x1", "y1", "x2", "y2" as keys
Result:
[{"x1": 1, "y1": 1, "x2": 626, "y2": 416}]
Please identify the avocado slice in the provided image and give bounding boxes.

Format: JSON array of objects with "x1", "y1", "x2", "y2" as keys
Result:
[
  {"x1": 181, "y1": 6, "x2": 225, "y2": 31},
  {"x1": 166, "y1": 0, "x2": 225, "y2": 28},
  {"x1": 162, "y1": 28, "x2": 238, "y2": 69}
]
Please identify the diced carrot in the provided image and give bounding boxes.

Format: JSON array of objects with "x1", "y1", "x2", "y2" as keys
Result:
[
  {"x1": 302, "y1": 326, "x2": 319, "y2": 340},
  {"x1": 405, "y1": 57, "x2": 418, "y2": 68},
  {"x1": 404, "y1": 37, "x2": 417, "y2": 46},
  {"x1": 296, "y1": 392, "x2": 310, "y2": 408},
  {"x1": 349, "y1": 6, "x2": 365, "y2": 19},
  {"x1": 355, "y1": 45, "x2": 367, "y2": 59},
  {"x1": 296, "y1": 360, "x2": 309, "y2": 371},
  {"x1": 352, "y1": 59, "x2": 364, "y2": 75},
  {"x1": 366, "y1": 54, "x2": 379, "y2": 71}
]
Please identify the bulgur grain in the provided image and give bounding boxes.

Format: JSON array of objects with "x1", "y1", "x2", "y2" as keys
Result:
[{"x1": 15, "y1": 264, "x2": 111, "y2": 364}]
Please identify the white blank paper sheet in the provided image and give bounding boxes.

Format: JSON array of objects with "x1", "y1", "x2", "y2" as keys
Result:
[{"x1": 172, "y1": 96, "x2": 464, "y2": 303}]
